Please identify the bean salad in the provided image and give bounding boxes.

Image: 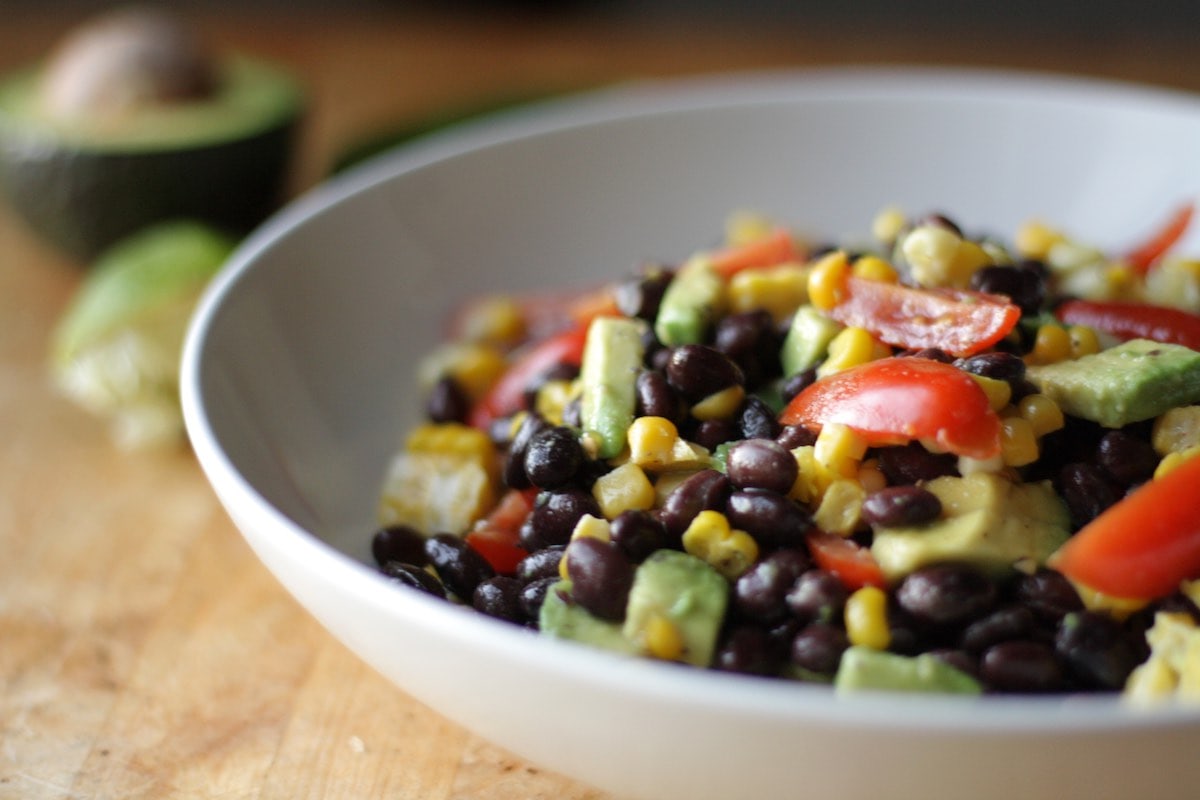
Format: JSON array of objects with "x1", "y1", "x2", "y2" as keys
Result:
[{"x1": 372, "y1": 205, "x2": 1200, "y2": 698}]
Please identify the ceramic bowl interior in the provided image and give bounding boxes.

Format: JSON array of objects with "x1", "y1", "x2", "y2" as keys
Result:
[{"x1": 182, "y1": 68, "x2": 1200, "y2": 800}]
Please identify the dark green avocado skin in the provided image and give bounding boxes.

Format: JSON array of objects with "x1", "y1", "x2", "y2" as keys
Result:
[{"x1": 0, "y1": 116, "x2": 298, "y2": 261}]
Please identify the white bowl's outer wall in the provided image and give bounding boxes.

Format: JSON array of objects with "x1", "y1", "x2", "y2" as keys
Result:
[{"x1": 183, "y1": 68, "x2": 1200, "y2": 800}]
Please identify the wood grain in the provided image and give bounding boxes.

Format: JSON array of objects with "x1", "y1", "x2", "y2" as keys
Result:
[{"x1": 2, "y1": 7, "x2": 1198, "y2": 799}]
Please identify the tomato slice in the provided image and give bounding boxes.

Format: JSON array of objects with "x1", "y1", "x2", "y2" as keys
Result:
[
  {"x1": 806, "y1": 530, "x2": 886, "y2": 590},
  {"x1": 779, "y1": 357, "x2": 1002, "y2": 460},
  {"x1": 827, "y1": 276, "x2": 1021, "y2": 357},
  {"x1": 467, "y1": 325, "x2": 589, "y2": 430},
  {"x1": 1125, "y1": 201, "x2": 1194, "y2": 274},
  {"x1": 709, "y1": 227, "x2": 802, "y2": 278},
  {"x1": 1051, "y1": 455, "x2": 1200, "y2": 600},
  {"x1": 1055, "y1": 299, "x2": 1200, "y2": 352}
]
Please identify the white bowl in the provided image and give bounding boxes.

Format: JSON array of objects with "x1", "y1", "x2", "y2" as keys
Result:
[{"x1": 181, "y1": 68, "x2": 1200, "y2": 800}]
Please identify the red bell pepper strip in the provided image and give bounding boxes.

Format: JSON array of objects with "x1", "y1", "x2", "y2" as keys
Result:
[
  {"x1": 465, "y1": 487, "x2": 539, "y2": 575},
  {"x1": 825, "y1": 276, "x2": 1021, "y2": 358},
  {"x1": 1055, "y1": 299, "x2": 1200, "y2": 352},
  {"x1": 1124, "y1": 201, "x2": 1194, "y2": 274},
  {"x1": 806, "y1": 530, "x2": 886, "y2": 590},
  {"x1": 468, "y1": 325, "x2": 589, "y2": 430},
  {"x1": 779, "y1": 356, "x2": 1003, "y2": 460},
  {"x1": 709, "y1": 228, "x2": 802, "y2": 278},
  {"x1": 1050, "y1": 454, "x2": 1200, "y2": 600}
]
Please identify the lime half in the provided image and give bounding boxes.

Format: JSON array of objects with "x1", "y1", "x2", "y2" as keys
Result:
[{"x1": 51, "y1": 220, "x2": 235, "y2": 448}]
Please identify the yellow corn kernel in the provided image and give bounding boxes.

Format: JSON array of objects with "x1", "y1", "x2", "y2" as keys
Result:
[
  {"x1": 690, "y1": 384, "x2": 747, "y2": 421},
  {"x1": 788, "y1": 445, "x2": 828, "y2": 505},
  {"x1": 813, "y1": 478, "x2": 866, "y2": 536},
  {"x1": 1014, "y1": 220, "x2": 1064, "y2": 261},
  {"x1": 851, "y1": 255, "x2": 899, "y2": 284},
  {"x1": 534, "y1": 378, "x2": 578, "y2": 426},
  {"x1": 681, "y1": 510, "x2": 759, "y2": 579},
  {"x1": 1155, "y1": 445, "x2": 1200, "y2": 480},
  {"x1": 406, "y1": 422, "x2": 494, "y2": 466},
  {"x1": 901, "y1": 225, "x2": 991, "y2": 288},
  {"x1": 1068, "y1": 325, "x2": 1101, "y2": 359},
  {"x1": 1126, "y1": 653, "x2": 1180, "y2": 702},
  {"x1": 1152, "y1": 406, "x2": 1200, "y2": 456},
  {"x1": 1069, "y1": 579, "x2": 1149, "y2": 621},
  {"x1": 592, "y1": 462, "x2": 656, "y2": 518},
  {"x1": 627, "y1": 415, "x2": 680, "y2": 465},
  {"x1": 817, "y1": 327, "x2": 890, "y2": 378},
  {"x1": 724, "y1": 210, "x2": 777, "y2": 246},
  {"x1": 807, "y1": 250, "x2": 851, "y2": 311},
  {"x1": 815, "y1": 423, "x2": 869, "y2": 480},
  {"x1": 1000, "y1": 416, "x2": 1039, "y2": 467},
  {"x1": 644, "y1": 612, "x2": 686, "y2": 661},
  {"x1": 1026, "y1": 324, "x2": 1073, "y2": 365},
  {"x1": 728, "y1": 265, "x2": 808, "y2": 323},
  {"x1": 456, "y1": 295, "x2": 527, "y2": 346},
  {"x1": 871, "y1": 206, "x2": 907, "y2": 244},
  {"x1": 969, "y1": 373, "x2": 1013, "y2": 412},
  {"x1": 856, "y1": 458, "x2": 888, "y2": 495},
  {"x1": 417, "y1": 341, "x2": 509, "y2": 402},
  {"x1": 845, "y1": 586, "x2": 891, "y2": 650},
  {"x1": 1017, "y1": 393, "x2": 1065, "y2": 437}
]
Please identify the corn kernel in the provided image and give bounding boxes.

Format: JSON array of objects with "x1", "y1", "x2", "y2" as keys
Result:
[
  {"x1": 1017, "y1": 393, "x2": 1065, "y2": 437},
  {"x1": 788, "y1": 444, "x2": 829, "y2": 505},
  {"x1": 456, "y1": 295, "x2": 527, "y2": 346},
  {"x1": 813, "y1": 479, "x2": 866, "y2": 536},
  {"x1": 969, "y1": 373, "x2": 1013, "y2": 412},
  {"x1": 1155, "y1": 445, "x2": 1200, "y2": 480},
  {"x1": 644, "y1": 612, "x2": 686, "y2": 661},
  {"x1": 807, "y1": 251, "x2": 851, "y2": 310},
  {"x1": 1000, "y1": 416, "x2": 1039, "y2": 467},
  {"x1": 681, "y1": 510, "x2": 759, "y2": 579},
  {"x1": 1152, "y1": 406, "x2": 1200, "y2": 456},
  {"x1": 690, "y1": 384, "x2": 747, "y2": 421},
  {"x1": 1069, "y1": 578, "x2": 1149, "y2": 621},
  {"x1": 1125, "y1": 654, "x2": 1179, "y2": 702},
  {"x1": 728, "y1": 265, "x2": 808, "y2": 323},
  {"x1": 1014, "y1": 220, "x2": 1064, "y2": 261},
  {"x1": 1026, "y1": 324, "x2": 1072, "y2": 365},
  {"x1": 627, "y1": 416, "x2": 680, "y2": 465},
  {"x1": 417, "y1": 341, "x2": 509, "y2": 402},
  {"x1": 1068, "y1": 325, "x2": 1101, "y2": 358},
  {"x1": 592, "y1": 462, "x2": 656, "y2": 518},
  {"x1": 902, "y1": 225, "x2": 991, "y2": 288},
  {"x1": 814, "y1": 423, "x2": 868, "y2": 479},
  {"x1": 856, "y1": 458, "x2": 888, "y2": 495},
  {"x1": 871, "y1": 206, "x2": 907, "y2": 244},
  {"x1": 816, "y1": 327, "x2": 890, "y2": 378},
  {"x1": 845, "y1": 586, "x2": 891, "y2": 650},
  {"x1": 851, "y1": 255, "x2": 899, "y2": 284},
  {"x1": 534, "y1": 378, "x2": 578, "y2": 426},
  {"x1": 724, "y1": 210, "x2": 777, "y2": 246}
]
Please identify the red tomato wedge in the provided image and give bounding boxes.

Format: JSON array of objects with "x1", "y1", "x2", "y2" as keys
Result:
[
  {"x1": 465, "y1": 487, "x2": 539, "y2": 575},
  {"x1": 1056, "y1": 299, "x2": 1200, "y2": 353},
  {"x1": 709, "y1": 228, "x2": 802, "y2": 278},
  {"x1": 827, "y1": 276, "x2": 1021, "y2": 357},
  {"x1": 468, "y1": 325, "x2": 589, "y2": 430},
  {"x1": 779, "y1": 357, "x2": 1003, "y2": 460},
  {"x1": 806, "y1": 530, "x2": 886, "y2": 590},
  {"x1": 1125, "y1": 201, "x2": 1194, "y2": 274},
  {"x1": 1051, "y1": 455, "x2": 1200, "y2": 600}
]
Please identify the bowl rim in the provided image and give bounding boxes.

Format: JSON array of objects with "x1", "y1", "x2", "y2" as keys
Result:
[{"x1": 181, "y1": 64, "x2": 1200, "y2": 734}]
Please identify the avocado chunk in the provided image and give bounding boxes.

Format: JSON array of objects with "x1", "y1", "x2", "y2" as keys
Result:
[
  {"x1": 0, "y1": 7, "x2": 303, "y2": 260},
  {"x1": 539, "y1": 579, "x2": 640, "y2": 656},
  {"x1": 781, "y1": 304, "x2": 843, "y2": 377},
  {"x1": 654, "y1": 256, "x2": 725, "y2": 347},
  {"x1": 871, "y1": 472, "x2": 1070, "y2": 582},
  {"x1": 622, "y1": 549, "x2": 729, "y2": 667},
  {"x1": 834, "y1": 646, "x2": 982, "y2": 695},
  {"x1": 579, "y1": 315, "x2": 647, "y2": 459},
  {"x1": 1026, "y1": 339, "x2": 1200, "y2": 429}
]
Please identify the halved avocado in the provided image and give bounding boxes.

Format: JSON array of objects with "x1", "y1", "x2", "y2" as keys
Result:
[{"x1": 0, "y1": 7, "x2": 303, "y2": 260}]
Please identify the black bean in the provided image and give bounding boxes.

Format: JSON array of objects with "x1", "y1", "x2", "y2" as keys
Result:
[
  {"x1": 954, "y1": 351, "x2": 1027, "y2": 384},
  {"x1": 961, "y1": 605, "x2": 1036, "y2": 654},
  {"x1": 659, "y1": 469, "x2": 730, "y2": 538},
  {"x1": 691, "y1": 419, "x2": 739, "y2": 451},
  {"x1": 968, "y1": 263, "x2": 1046, "y2": 315},
  {"x1": 520, "y1": 576, "x2": 558, "y2": 621},
  {"x1": 1057, "y1": 462, "x2": 1120, "y2": 528},
  {"x1": 371, "y1": 524, "x2": 429, "y2": 567},
  {"x1": 733, "y1": 548, "x2": 811, "y2": 623},
  {"x1": 473, "y1": 576, "x2": 525, "y2": 623},
  {"x1": 1011, "y1": 569, "x2": 1084, "y2": 624},
  {"x1": 565, "y1": 537, "x2": 635, "y2": 621},
  {"x1": 635, "y1": 370, "x2": 685, "y2": 424},
  {"x1": 380, "y1": 560, "x2": 446, "y2": 598},
  {"x1": 504, "y1": 413, "x2": 551, "y2": 489},
  {"x1": 1095, "y1": 430, "x2": 1158, "y2": 487},
  {"x1": 904, "y1": 347, "x2": 955, "y2": 363},
  {"x1": 785, "y1": 569, "x2": 848, "y2": 625},
  {"x1": 725, "y1": 489, "x2": 812, "y2": 549},
  {"x1": 1055, "y1": 611, "x2": 1142, "y2": 691},
  {"x1": 928, "y1": 648, "x2": 979, "y2": 679},
  {"x1": 875, "y1": 442, "x2": 958, "y2": 485},
  {"x1": 895, "y1": 563, "x2": 998, "y2": 629},
  {"x1": 780, "y1": 368, "x2": 817, "y2": 404},
  {"x1": 790, "y1": 622, "x2": 849, "y2": 675},
  {"x1": 665, "y1": 344, "x2": 744, "y2": 401},
  {"x1": 609, "y1": 509, "x2": 671, "y2": 563},
  {"x1": 519, "y1": 489, "x2": 602, "y2": 550},
  {"x1": 980, "y1": 640, "x2": 1063, "y2": 692},
  {"x1": 861, "y1": 486, "x2": 942, "y2": 528},
  {"x1": 917, "y1": 212, "x2": 964, "y2": 237},
  {"x1": 424, "y1": 533, "x2": 495, "y2": 599},
  {"x1": 714, "y1": 626, "x2": 779, "y2": 676},
  {"x1": 514, "y1": 546, "x2": 564, "y2": 583},
  {"x1": 776, "y1": 423, "x2": 817, "y2": 450},
  {"x1": 726, "y1": 438, "x2": 798, "y2": 494},
  {"x1": 523, "y1": 425, "x2": 585, "y2": 489},
  {"x1": 715, "y1": 310, "x2": 780, "y2": 389},
  {"x1": 614, "y1": 266, "x2": 673, "y2": 321},
  {"x1": 426, "y1": 376, "x2": 469, "y2": 423},
  {"x1": 737, "y1": 396, "x2": 781, "y2": 440}
]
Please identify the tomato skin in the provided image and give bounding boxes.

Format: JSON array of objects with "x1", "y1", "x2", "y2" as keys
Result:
[
  {"x1": 468, "y1": 326, "x2": 588, "y2": 430},
  {"x1": 1051, "y1": 455, "x2": 1200, "y2": 600},
  {"x1": 464, "y1": 488, "x2": 539, "y2": 575},
  {"x1": 1055, "y1": 299, "x2": 1200, "y2": 352},
  {"x1": 709, "y1": 228, "x2": 802, "y2": 278},
  {"x1": 806, "y1": 530, "x2": 886, "y2": 590},
  {"x1": 828, "y1": 276, "x2": 1021, "y2": 357},
  {"x1": 1125, "y1": 201, "x2": 1194, "y2": 274},
  {"x1": 779, "y1": 357, "x2": 1002, "y2": 460}
]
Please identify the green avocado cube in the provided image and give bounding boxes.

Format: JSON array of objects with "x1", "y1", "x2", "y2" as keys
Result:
[
  {"x1": 834, "y1": 646, "x2": 982, "y2": 695},
  {"x1": 622, "y1": 550, "x2": 729, "y2": 667}
]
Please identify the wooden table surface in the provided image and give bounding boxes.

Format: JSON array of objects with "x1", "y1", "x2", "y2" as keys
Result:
[{"x1": 3, "y1": 7, "x2": 1199, "y2": 799}]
